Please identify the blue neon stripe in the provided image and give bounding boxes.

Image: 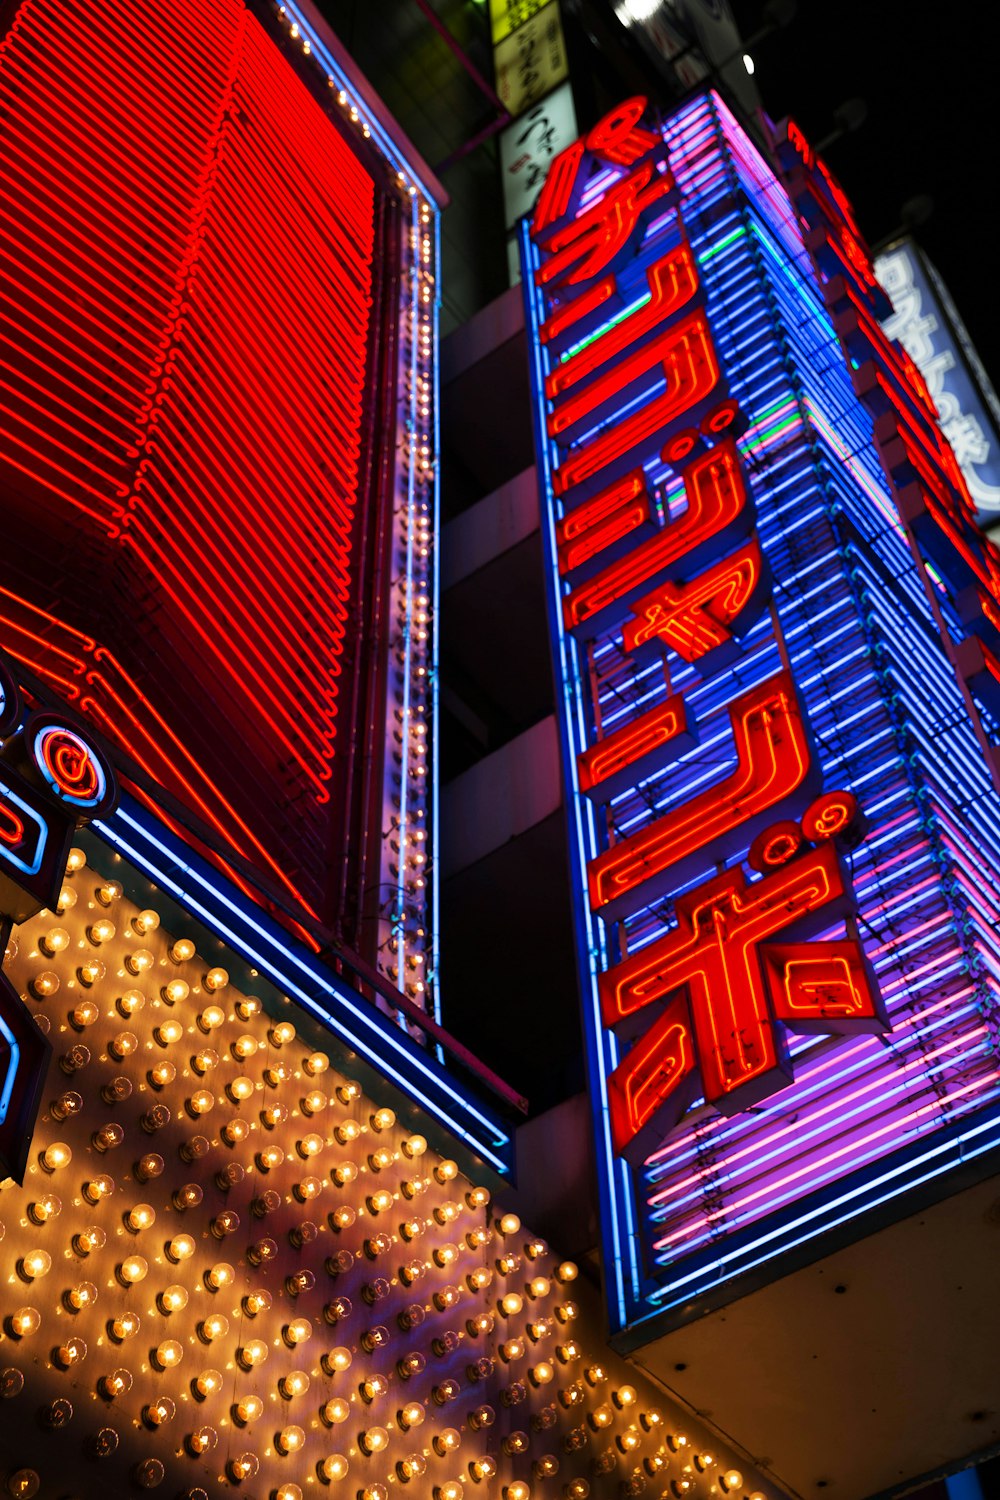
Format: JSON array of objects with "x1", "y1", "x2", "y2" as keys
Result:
[{"x1": 92, "y1": 802, "x2": 510, "y2": 1173}]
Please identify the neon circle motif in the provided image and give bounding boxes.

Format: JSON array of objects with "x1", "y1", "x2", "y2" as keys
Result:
[
  {"x1": 747, "y1": 819, "x2": 804, "y2": 873},
  {"x1": 27, "y1": 714, "x2": 118, "y2": 820},
  {"x1": 36, "y1": 727, "x2": 102, "y2": 804},
  {"x1": 802, "y1": 789, "x2": 860, "y2": 845},
  {"x1": 663, "y1": 428, "x2": 699, "y2": 466},
  {"x1": 584, "y1": 97, "x2": 655, "y2": 166},
  {"x1": 700, "y1": 399, "x2": 741, "y2": 437}
]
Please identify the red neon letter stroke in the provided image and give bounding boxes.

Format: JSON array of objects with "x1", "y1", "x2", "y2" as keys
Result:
[
  {"x1": 546, "y1": 242, "x2": 701, "y2": 404},
  {"x1": 532, "y1": 98, "x2": 658, "y2": 238},
  {"x1": 532, "y1": 139, "x2": 587, "y2": 237},
  {"x1": 563, "y1": 439, "x2": 752, "y2": 636},
  {"x1": 585, "y1": 97, "x2": 659, "y2": 165},
  {"x1": 577, "y1": 696, "x2": 693, "y2": 803},
  {"x1": 556, "y1": 472, "x2": 653, "y2": 577},
  {"x1": 604, "y1": 843, "x2": 885, "y2": 1161},
  {"x1": 785, "y1": 119, "x2": 815, "y2": 170},
  {"x1": 588, "y1": 672, "x2": 818, "y2": 922},
  {"x1": 622, "y1": 541, "x2": 768, "y2": 667},
  {"x1": 534, "y1": 161, "x2": 674, "y2": 292},
  {"x1": 552, "y1": 333, "x2": 722, "y2": 501},
  {"x1": 549, "y1": 311, "x2": 718, "y2": 445},
  {"x1": 540, "y1": 277, "x2": 617, "y2": 350}
]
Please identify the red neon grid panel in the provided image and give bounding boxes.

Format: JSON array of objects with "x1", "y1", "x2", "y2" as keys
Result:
[{"x1": 0, "y1": 0, "x2": 377, "y2": 920}]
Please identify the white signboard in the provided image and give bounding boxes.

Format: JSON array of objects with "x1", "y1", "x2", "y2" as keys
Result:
[
  {"x1": 876, "y1": 238, "x2": 1000, "y2": 519},
  {"x1": 498, "y1": 80, "x2": 577, "y2": 231}
]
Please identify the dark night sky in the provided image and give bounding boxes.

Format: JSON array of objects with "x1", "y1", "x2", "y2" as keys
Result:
[{"x1": 728, "y1": 1, "x2": 1000, "y2": 390}]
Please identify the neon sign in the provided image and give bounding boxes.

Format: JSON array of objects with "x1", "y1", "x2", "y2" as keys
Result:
[
  {"x1": 602, "y1": 838, "x2": 884, "y2": 1159},
  {"x1": 773, "y1": 118, "x2": 1000, "y2": 790},
  {"x1": 0, "y1": 0, "x2": 443, "y2": 1021},
  {"x1": 876, "y1": 239, "x2": 1000, "y2": 519},
  {"x1": 525, "y1": 89, "x2": 1000, "y2": 1334},
  {"x1": 527, "y1": 97, "x2": 887, "y2": 1164},
  {"x1": 0, "y1": 652, "x2": 118, "y2": 1181}
]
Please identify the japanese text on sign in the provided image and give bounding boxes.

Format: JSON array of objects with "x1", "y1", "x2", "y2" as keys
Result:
[{"x1": 529, "y1": 98, "x2": 886, "y2": 1162}]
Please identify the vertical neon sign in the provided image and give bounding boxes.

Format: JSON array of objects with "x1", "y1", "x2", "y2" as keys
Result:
[
  {"x1": 525, "y1": 96, "x2": 884, "y2": 1165},
  {"x1": 523, "y1": 92, "x2": 1000, "y2": 1332}
]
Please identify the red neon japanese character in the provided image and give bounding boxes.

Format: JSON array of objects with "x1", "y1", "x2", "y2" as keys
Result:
[
  {"x1": 817, "y1": 158, "x2": 865, "y2": 249},
  {"x1": 585, "y1": 96, "x2": 659, "y2": 166},
  {"x1": 622, "y1": 540, "x2": 769, "y2": 670},
  {"x1": 875, "y1": 391, "x2": 980, "y2": 527},
  {"x1": 896, "y1": 478, "x2": 992, "y2": 602},
  {"x1": 548, "y1": 309, "x2": 718, "y2": 446},
  {"x1": 783, "y1": 119, "x2": 815, "y2": 170},
  {"x1": 540, "y1": 275, "x2": 617, "y2": 350},
  {"x1": 828, "y1": 276, "x2": 939, "y2": 430},
  {"x1": 563, "y1": 439, "x2": 752, "y2": 635},
  {"x1": 603, "y1": 840, "x2": 885, "y2": 1161},
  {"x1": 531, "y1": 139, "x2": 587, "y2": 237},
  {"x1": 800, "y1": 788, "x2": 863, "y2": 846},
  {"x1": 875, "y1": 399, "x2": 1000, "y2": 618},
  {"x1": 577, "y1": 696, "x2": 694, "y2": 803},
  {"x1": 552, "y1": 326, "x2": 723, "y2": 503},
  {"x1": 782, "y1": 133, "x2": 878, "y2": 300},
  {"x1": 534, "y1": 160, "x2": 674, "y2": 292},
  {"x1": 807, "y1": 221, "x2": 879, "y2": 300},
  {"x1": 556, "y1": 471, "x2": 654, "y2": 577},
  {"x1": 747, "y1": 819, "x2": 805, "y2": 871},
  {"x1": 588, "y1": 671, "x2": 819, "y2": 923},
  {"x1": 532, "y1": 98, "x2": 660, "y2": 239},
  {"x1": 766, "y1": 941, "x2": 881, "y2": 1033},
  {"x1": 545, "y1": 242, "x2": 700, "y2": 404}
]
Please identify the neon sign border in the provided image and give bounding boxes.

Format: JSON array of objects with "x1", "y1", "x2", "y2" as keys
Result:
[
  {"x1": 269, "y1": 0, "x2": 446, "y2": 1025},
  {"x1": 91, "y1": 794, "x2": 512, "y2": 1178}
]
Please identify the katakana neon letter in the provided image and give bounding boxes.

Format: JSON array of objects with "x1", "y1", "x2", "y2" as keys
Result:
[
  {"x1": 622, "y1": 540, "x2": 770, "y2": 671},
  {"x1": 588, "y1": 671, "x2": 819, "y2": 922},
  {"x1": 534, "y1": 159, "x2": 674, "y2": 292},
  {"x1": 531, "y1": 96, "x2": 660, "y2": 239},
  {"x1": 563, "y1": 439, "x2": 755, "y2": 635},
  {"x1": 603, "y1": 840, "x2": 885, "y2": 1162}
]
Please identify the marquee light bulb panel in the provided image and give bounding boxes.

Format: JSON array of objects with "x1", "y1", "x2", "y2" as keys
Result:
[
  {"x1": 0, "y1": 0, "x2": 442, "y2": 1021},
  {"x1": 521, "y1": 92, "x2": 1000, "y2": 1335},
  {"x1": 0, "y1": 853, "x2": 773, "y2": 1500}
]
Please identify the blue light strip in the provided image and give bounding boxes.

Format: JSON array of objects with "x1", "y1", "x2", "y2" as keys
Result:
[
  {"x1": 91, "y1": 797, "x2": 511, "y2": 1174},
  {"x1": 392, "y1": 192, "x2": 421, "y2": 1025},
  {"x1": 520, "y1": 215, "x2": 630, "y2": 1327},
  {"x1": 267, "y1": 0, "x2": 445, "y2": 1047},
  {"x1": 638, "y1": 1098, "x2": 1000, "y2": 1316}
]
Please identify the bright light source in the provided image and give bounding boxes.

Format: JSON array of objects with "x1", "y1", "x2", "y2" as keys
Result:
[
  {"x1": 743, "y1": 52, "x2": 755, "y2": 74},
  {"x1": 614, "y1": 0, "x2": 663, "y2": 25}
]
